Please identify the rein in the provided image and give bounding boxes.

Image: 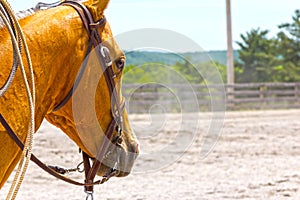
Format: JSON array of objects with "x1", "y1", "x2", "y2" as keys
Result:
[
  {"x1": 1, "y1": 1, "x2": 125, "y2": 199},
  {"x1": 0, "y1": 1, "x2": 35, "y2": 199}
]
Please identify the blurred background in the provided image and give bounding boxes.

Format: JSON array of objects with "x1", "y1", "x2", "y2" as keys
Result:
[{"x1": 2, "y1": 1, "x2": 300, "y2": 199}]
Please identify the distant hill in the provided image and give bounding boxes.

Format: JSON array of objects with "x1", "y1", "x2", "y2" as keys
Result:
[{"x1": 125, "y1": 50, "x2": 239, "y2": 66}]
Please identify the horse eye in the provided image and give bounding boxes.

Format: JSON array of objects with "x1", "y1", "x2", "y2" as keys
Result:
[{"x1": 115, "y1": 58, "x2": 125, "y2": 70}]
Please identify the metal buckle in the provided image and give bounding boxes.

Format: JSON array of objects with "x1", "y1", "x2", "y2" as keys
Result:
[
  {"x1": 100, "y1": 46, "x2": 113, "y2": 67},
  {"x1": 85, "y1": 191, "x2": 94, "y2": 200}
]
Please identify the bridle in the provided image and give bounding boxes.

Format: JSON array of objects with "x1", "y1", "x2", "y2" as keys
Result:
[
  {"x1": 58, "y1": 1, "x2": 126, "y2": 195},
  {"x1": 0, "y1": 1, "x2": 126, "y2": 199}
]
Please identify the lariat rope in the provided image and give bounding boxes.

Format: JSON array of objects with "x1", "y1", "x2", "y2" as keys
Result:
[{"x1": 0, "y1": 1, "x2": 35, "y2": 199}]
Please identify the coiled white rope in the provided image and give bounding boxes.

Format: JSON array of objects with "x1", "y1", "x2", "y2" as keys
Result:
[{"x1": 0, "y1": 1, "x2": 35, "y2": 199}]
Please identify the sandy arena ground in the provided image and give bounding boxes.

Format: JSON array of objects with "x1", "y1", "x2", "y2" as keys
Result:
[{"x1": 1, "y1": 109, "x2": 300, "y2": 200}]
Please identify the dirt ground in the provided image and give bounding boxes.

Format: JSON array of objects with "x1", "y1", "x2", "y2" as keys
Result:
[{"x1": 1, "y1": 109, "x2": 300, "y2": 200}]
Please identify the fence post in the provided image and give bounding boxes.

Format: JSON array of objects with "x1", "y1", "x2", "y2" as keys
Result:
[
  {"x1": 227, "y1": 84, "x2": 235, "y2": 110},
  {"x1": 295, "y1": 83, "x2": 300, "y2": 108},
  {"x1": 259, "y1": 84, "x2": 265, "y2": 109}
]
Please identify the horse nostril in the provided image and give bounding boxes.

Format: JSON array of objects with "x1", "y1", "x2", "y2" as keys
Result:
[
  {"x1": 135, "y1": 143, "x2": 140, "y2": 154},
  {"x1": 117, "y1": 136, "x2": 123, "y2": 145},
  {"x1": 129, "y1": 142, "x2": 140, "y2": 155}
]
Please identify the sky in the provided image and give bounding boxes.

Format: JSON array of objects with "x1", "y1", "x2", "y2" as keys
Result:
[{"x1": 8, "y1": 0, "x2": 300, "y2": 51}]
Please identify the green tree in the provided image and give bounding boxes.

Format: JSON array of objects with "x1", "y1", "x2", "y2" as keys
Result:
[
  {"x1": 274, "y1": 9, "x2": 300, "y2": 82},
  {"x1": 213, "y1": 62, "x2": 227, "y2": 83},
  {"x1": 172, "y1": 58, "x2": 204, "y2": 84},
  {"x1": 235, "y1": 28, "x2": 278, "y2": 83}
]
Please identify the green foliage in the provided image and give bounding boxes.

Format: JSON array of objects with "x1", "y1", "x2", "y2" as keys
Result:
[
  {"x1": 235, "y1": 28, "x2": 278, "y2": 82},
  {"x1": 172, "y1": 59, "x2": 204, "y2": 84},
  {"x1": 235, "y1": 10, "x2": 300, "y2": 83},
  {"x1": 275, "y1": 9, "x2": 300, "y2": 82},
  {"x1": 214, "y1": 62, "x2": 227, "y2": 83},
  {"x1": 123, "y1": 58, "x2": 225, "y2": 85},
  {"x1": 123, "y1": 63, "x2": 172, "y2": 84}
]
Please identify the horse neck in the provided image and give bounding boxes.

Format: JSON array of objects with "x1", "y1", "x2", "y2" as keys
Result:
[
  {"x1": 0, "y1": 6, "x2": 88, "y2": 188},
  {"x1": 28, "y1": 7, "x2": 89, "y2": 120}
]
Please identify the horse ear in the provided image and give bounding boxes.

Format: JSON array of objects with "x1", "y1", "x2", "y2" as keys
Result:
[{"x1": 85, "y1": 0, "x2": 110, "y2": 21}]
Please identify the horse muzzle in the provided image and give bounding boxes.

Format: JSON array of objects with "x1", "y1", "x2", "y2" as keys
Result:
[
  {"x1": 96, "y1": 141, "x2": 139, "y2": 177},
  {"x1": 117, "y1": 142, "x2": 139, "y2": 177}
]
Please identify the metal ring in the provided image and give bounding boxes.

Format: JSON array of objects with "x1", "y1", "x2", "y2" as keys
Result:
[
  {"x1": 77, "y1": 161, "x2": 85, "y2": 173},
  {"x1": 85, "y1": 191, "x2": 94, "y2": 200},
  {"x1": 100, "y1": 46, "x2": 113, "y2": 67},
  {"x1": 100, "y1": 45, "x2": 109, "y2": 57}
]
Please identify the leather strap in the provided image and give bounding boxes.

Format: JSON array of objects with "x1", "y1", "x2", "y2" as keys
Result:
[
  {"x1": 0, "y1": 99, "x2": 125, "y2": 186},
  {"x1": 53, "y1": 1, "x2": 106, "y2": 111},
  {"x1": 0, "y1": 113, "x2": 102, "y2": 186}
]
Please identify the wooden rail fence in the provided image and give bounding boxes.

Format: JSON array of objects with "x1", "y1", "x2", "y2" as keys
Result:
[{"x1": 122, "y1": 82, "x2": 300, "y2": 113}]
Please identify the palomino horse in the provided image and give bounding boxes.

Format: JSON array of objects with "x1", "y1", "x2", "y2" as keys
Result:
[{"x1": 0, "y1": 0, "x2": 139, "y2": 194}]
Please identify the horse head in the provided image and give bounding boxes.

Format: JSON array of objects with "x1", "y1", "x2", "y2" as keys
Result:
[
  {"x1": 45, "y1": 0, "x2": 140, "y2": 178},
  {"x1": 0, "y1": 0, "x2": 139, "y2": 189}
]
